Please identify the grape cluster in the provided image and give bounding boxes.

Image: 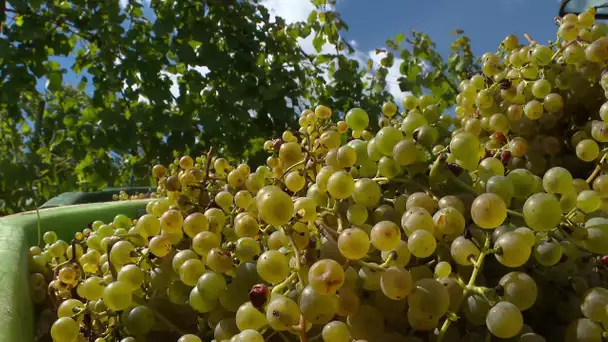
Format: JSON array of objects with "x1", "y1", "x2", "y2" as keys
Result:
[{"x1": 27, "y1": 7, "x2": 608, "y2": 342}]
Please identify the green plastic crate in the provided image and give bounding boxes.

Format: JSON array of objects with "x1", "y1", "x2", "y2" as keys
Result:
[{"x1": 0, "y1": 199, "x2": 151, "y2": 342}]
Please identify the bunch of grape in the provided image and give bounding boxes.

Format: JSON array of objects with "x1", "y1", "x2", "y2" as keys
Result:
[{"x1": 27, "y1": 7, "x2": 608, "y2": 342}]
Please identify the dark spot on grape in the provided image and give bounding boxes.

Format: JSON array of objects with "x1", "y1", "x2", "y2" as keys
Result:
[
  {"x1": 272, "y1": 310, "x2": 280, "y2": 317},
  {"x1": 447, "y1": 163, "x2": 463, "y2": 176},
  {"x1": 499, "y1": 79, "x2": 512, "y2": 89}
]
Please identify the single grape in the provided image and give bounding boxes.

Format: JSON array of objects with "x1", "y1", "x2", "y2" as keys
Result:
[{"x1": 308, "y1": 259, "x2": 345, "y2": 295}]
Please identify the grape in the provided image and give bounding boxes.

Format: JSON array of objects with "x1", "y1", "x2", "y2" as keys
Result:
[
  {"x1": 407, "y1": 229, "x2": 436, "y2": 258},
  {"x1": 499, "y1": 272, "x2": 537, "y2": 310},
  {"x1": 183, "y1": 212, "x2": 209, "y2": 238},
  {"x1": 380, "y1": 267, "x2": 413, "y2": 300},
  {"x1": 235, "y1": 302, "x2": 267, "y2": 331},
  {"x1": 370, "y1": 221, "x2": 401, "y2": 251},
  {"x1": 486, "y1": 301, "x2": 523, "y2": 338},
  {"x1": 256, "y1": 250, "x2": 290, "y2": 284},
  {"x1": 179, "y1": 259, "x2": 206, "y2": 286},
  {"x1": 577, "y1": 190, "x2": 601, "y2": 213},
  {"x1": 381, "y1": 240, "x2": 411, "y2": 268},
  {"x1": 393, "y1": 139, "x2": 419, "y2": 166},
  {"x1": 189, "y1": 286, "x2": 218, "y2": 313},
  {"x1": 401, "y1": 207, "x2": 434, "y2": 237},
  {"x1": 299, "y1": 286, "x2": 338, "y2": 324},
  {"x1": 407, "y1": 278, "x2": 450, "y2": 317},
  {"x1": 543, "y1": 167, "x2": 573, "y2": 194},
  {"x1": 322, "y1": 320, "x2": 352, "y2": 342},
  {"x1": 494, "y1": 232, "x2": 531, "y2": 267},
  {"x1": 307, "y1": 259, "x2": 344, "y2": 295},
  {"x1": 337, "y1": 228, "x2": 370, "y2": 260},
  {"x1": 117, "y1": 264, "x2": 144, "y2": 290},
  {"x1": 347, "y1": 305, "x2": 385, "y2": 340},
  {"x1": 123, "y1": 305, "x2": 155, "y2": 335},
  {"x1": 178, "y1": 335, "x2": 202, "y2": 342},
  {"x1": 256, "y1": 187, "x2": 294, "y2": 227},
  {"x1": 103, "y1": 281, "x2": 133, "y2": 311},
  {"x1": 450, "y1": 132, "x2": 479, "y2": 161},
  {"x1": 471, "y1": 193, "x2": 507, "y2": 229},
  {"x1": 345, "y1": 108, "x2": 369, "y2": 131},
  {"x1": 450, "y1": 236, "x2": 480, "y2": 266},
  {"x1": 197, "y1": 271, "x2": 226, "y2": 299},
  {"x1": 265, "y1": 295, "x2": 299, "y2": 331},
  {"x1": 581, "y1": 287, "x2": 608, "y2": 323},
  {"x1": 534, "y1": 239, "x2": 563, "y2": 266},
  {"x1": 507, "y1": 169, "x2": 534, "y2": 198},
  {"x1": 565, "y1": 318, "x2": 603, "y2": 342},
  {"x1": 51, "y1": 317, "x2": 80, "y2": 342},
  {"x1": 327, "y1": 171, "x2": 355, "y2": 199},
  {"x1": 523, "y1": 193, "x2": 562, "y2": 232}
]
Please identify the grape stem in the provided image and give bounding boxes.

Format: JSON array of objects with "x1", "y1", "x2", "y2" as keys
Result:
[
  {"x1": 200, "y1": 146, "x2": 215, "y2": 187},
  {"x1": 437, "y1": 234, "x2": 492, "y2": 342},
  {"x1": 271, "y1": 272, "x2": 298, "y2": 294},
  {"x1": 506, "y1": 209, "x2": 524, "y2": 219},
  {"x1": 372, "y1": 176, "x2": 438, "y2": 200},
  {"x1": 524, "y1": 33, "x2": 536, "y2": 45},
  {"x1": 285, "y1": 227, "x2": 306, "y2": 287},
  {"x1": 586, "y1": 153, "x2": 608, "y2": 183},
  {"x1": 279, "y1": 154, "x2": 308, "y2": 182},
  {"x1": 354, "y1": 254, "x2": 393, "y2": 272}
]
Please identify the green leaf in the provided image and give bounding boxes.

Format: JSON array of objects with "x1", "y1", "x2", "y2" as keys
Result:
[
  {"x1": 396, "y1": 33, "x2": 405, "y2": 46},
  {"x1": 313, "y1": 35, "x2": 324, "y2": 53},
  {"x1": 307, "y1": 11, "x2": 317, "y2": 24},
  {"x1": 15, "y1": 16, "x2": 24, "y2": 27},
  {"x1": 46, "y1": 72, "x2": 63, "y2": 92}
]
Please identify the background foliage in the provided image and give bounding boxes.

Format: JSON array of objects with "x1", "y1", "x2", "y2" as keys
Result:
[{"x1": 0, "y1": 0, "x2": 477, "y2": 215}]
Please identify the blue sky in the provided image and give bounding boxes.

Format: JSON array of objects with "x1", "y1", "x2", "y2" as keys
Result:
[{"x1": 43, "y1": 0, "x2": 566, "y2": 103}]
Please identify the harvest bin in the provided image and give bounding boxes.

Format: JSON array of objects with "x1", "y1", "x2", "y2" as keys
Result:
[{"x1": 0, "y1": 199, "x2": 151, "y2": 342}]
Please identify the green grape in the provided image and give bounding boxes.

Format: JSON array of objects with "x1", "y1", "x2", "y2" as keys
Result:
[
  {"x1": 51, "y1": 317, "x2": 80, "y2": 342},
  {"x1": 381, "y1": 240, "x2": 411, "y2": 268},
  {"x1": 337, "y1": 228, "x2": 370, "y2": 260},
  {"x1": 256, "y1": 186, "x2": 294, "y2": 227},
  {"x1": 380, "y1": 267, "x2": 413, "y2": 300},
  {"x1": 299, "y1": 285, "x2": 339, "y2": 324},
  {"x1": 586, "y1": 36, "x2": 608, "y2": 62},
  {"x1": 560, "y1": 190, "x2": 578, "y2": 213},
  {"x1": 345, "y1": 108, "x2": 369, "y2": 131},
  {"x1": 234, "y1": 214, "x2": 259, "y2": 239},
  {"x1": 401, "y1": 111, "x2": 429, "y2": 137},
  {"x1": 576, "y1": 139, "x2": 600, "y2": 162},
  {"x1": 337, "y1": 145, "x2": 357, "y2": 168},
  {"x1": 196, "y1": 271, "x2": 226, "y2": 299},
  {"x1": 322, "y1": 320, "x2": 352, "y2": 342},
  {"x1": 103, "y1": 281, "x2": 132, "y2": 311},
  {"x1": 172, "y1": 249, "x2": 199, "y2": 272},
  {"x1": 523, "y1": 193, "x2": 562, "y2": 232},
  {"x1": 192, "y1": 231, "x2": 221, "y2": 257},
  {"x1": 266, "y1": 295, "x2": 300, "y2": 331},
  {"x1": 347, "y1": 203, "x2": 368, "y2": 226},
  {"x1": 565, "y1": 318, "x2": 603, "y2": 342},
  {"x1": 403, "y1": 95, "x2": 419, "y2": 110},
  {"x1": 471, "y1": 193, "x2": 507, "y2": 229},
  {"x1": 534, "y1": 239, "x2": 563, "y2": 266},
  {"x1": 189, "y1": 286, "x2": 218, "y2": 313},
  {"x1": 581, "y1": 287, "x2": 608, "y2": 323},
  {"x1": 178, "y1": 335, "x2": 202, "y2": 342},
  {"x1": 531, "y1": 45, "x2": 552, "y2": 65},
  {"x1": 450, "y1": 132, "x2": 479, "y2": 160},
  {"x1": 408, "y1": 278, "x2": 450, "y2": 317},
  {"x1": 336, "y1": 286, "x2": 360, "y2": 317},
  {"x1": 513, "y1": 227, "x2": 535, "y2": 247},
  {"x1": 220, "y1": 281, "x2": 249, "y2": 312},
  {"x1": 478, "y1": 157, "x2": 504, "y2": 182},
  {"x1": 256, "y1": 250, "x2": 289, "y2": 284},
  {"x1": 235, "y1": 237, "x2": 261, "y2": 262},
  {"x1": 507, "y1": 169, "x2": 534, "y2": 198},
  {"x1": 524, "y1": 100, "x2": 543, "y2": 120},
  {"x1": 160, "y1": 209, "x2": 184, "y2": 233},
  {"x1": 347, "y1": 305, "x2": 385, "y2": 340},
  {"x1": 543, "y1": 93, "x2": 564, "y2": 112},
  {"x1": 294, "y1": 197, "x2": 317, "y2": 222},
  {"x1": 543, "y1": 167, "x2": 573, "y2": 194},
  {"x1": 370, "y1": 221, "x2": 401, "y2": 251},
  {"x1": 43, "y1": 231, "x2": 58, "y2": 245},
  {"x1": 406, "y1": 192, "x2": 437, "y2": 214},
  {"x1": 591, "y1": 120, "x2": 608, "y2": 143},
  {"x1": 235, "y1": 301, "x2": 268, "y2": 331},
  {"x1": 450, "y1": 236, "x2": 480, "y2": 266},
  {"x1": 433, "y1": 207, "x2": 465, "y2": 235},
  {"x1": 495, "y1": 232, "x2": 531, "y2": 267},
  {"x1": 117, "y1": 264, "x2": 144, "y2": 291},
  {"x1": 531, "y1": 79, "x2": 551, "y2": 99},
  {"x1": 206, "y1": 248, "x2": 233, "y2": 273},
  {"x1": 78, "y1": 276, "x2": 105, "y2": 301},
  {"x1": 393, "y1": 139, "x2": 419, "y2": 166},
  {"x1": 434, "y1": 261, "x2": 452, "y2": 278},
  {"x1": 123, "y1": 305, "x2": 155, "y2": 335},
  {"x1": 463, "y1": 294, "x2": 491, "y2": 326},
  {"x1": 377, "y1": 156, "x2": 402, "y2": 179},
  {"x1": 109, "y1": 240, "x2": 135, "y2": 266},
  {"x1": 486, "y1": 301, "x2": 523, "y2": 338},
  {"x1": 486, "y1": 175, "x2": 515, "y2": 205},
  {"x1": 519, "y1": 333, "x2": 547, "y2": 342},
  {"x1": 327, "y1": 171, "x2": 355, "y2": 199},
  {"x1": 407, "y1": 229, "x2": 436, "y2": 258},
  {"x1": 407, "y1": 308, "x2": 440, "y2": 331},
  {"x1": 308, "y1": 259, "x2": 345, "y2": 295},
  {"x1": 234, "y1": 330, "x2": 264, "y2": 342},
  {"x1": 577, "y1": 190, "x2": 601, "y2": 213},
  {"x1": 148, "y1": 235, "x2": 173, "y2": 258},
  {"x1": 375, "y1": 126, "x2": 404, "y2": 156},
  {"x1": 183, "y1": 213, "x2": 209, "y2": 238},
  {"x1": 179, "y1": 259, "x2": 206, "y2": 287},
  {"x1": 499, "y1": 272, "x2": 537, "y2": 311},
  {"x1": 401, "y1": 207, "x2": 435, "y2": 237}
]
